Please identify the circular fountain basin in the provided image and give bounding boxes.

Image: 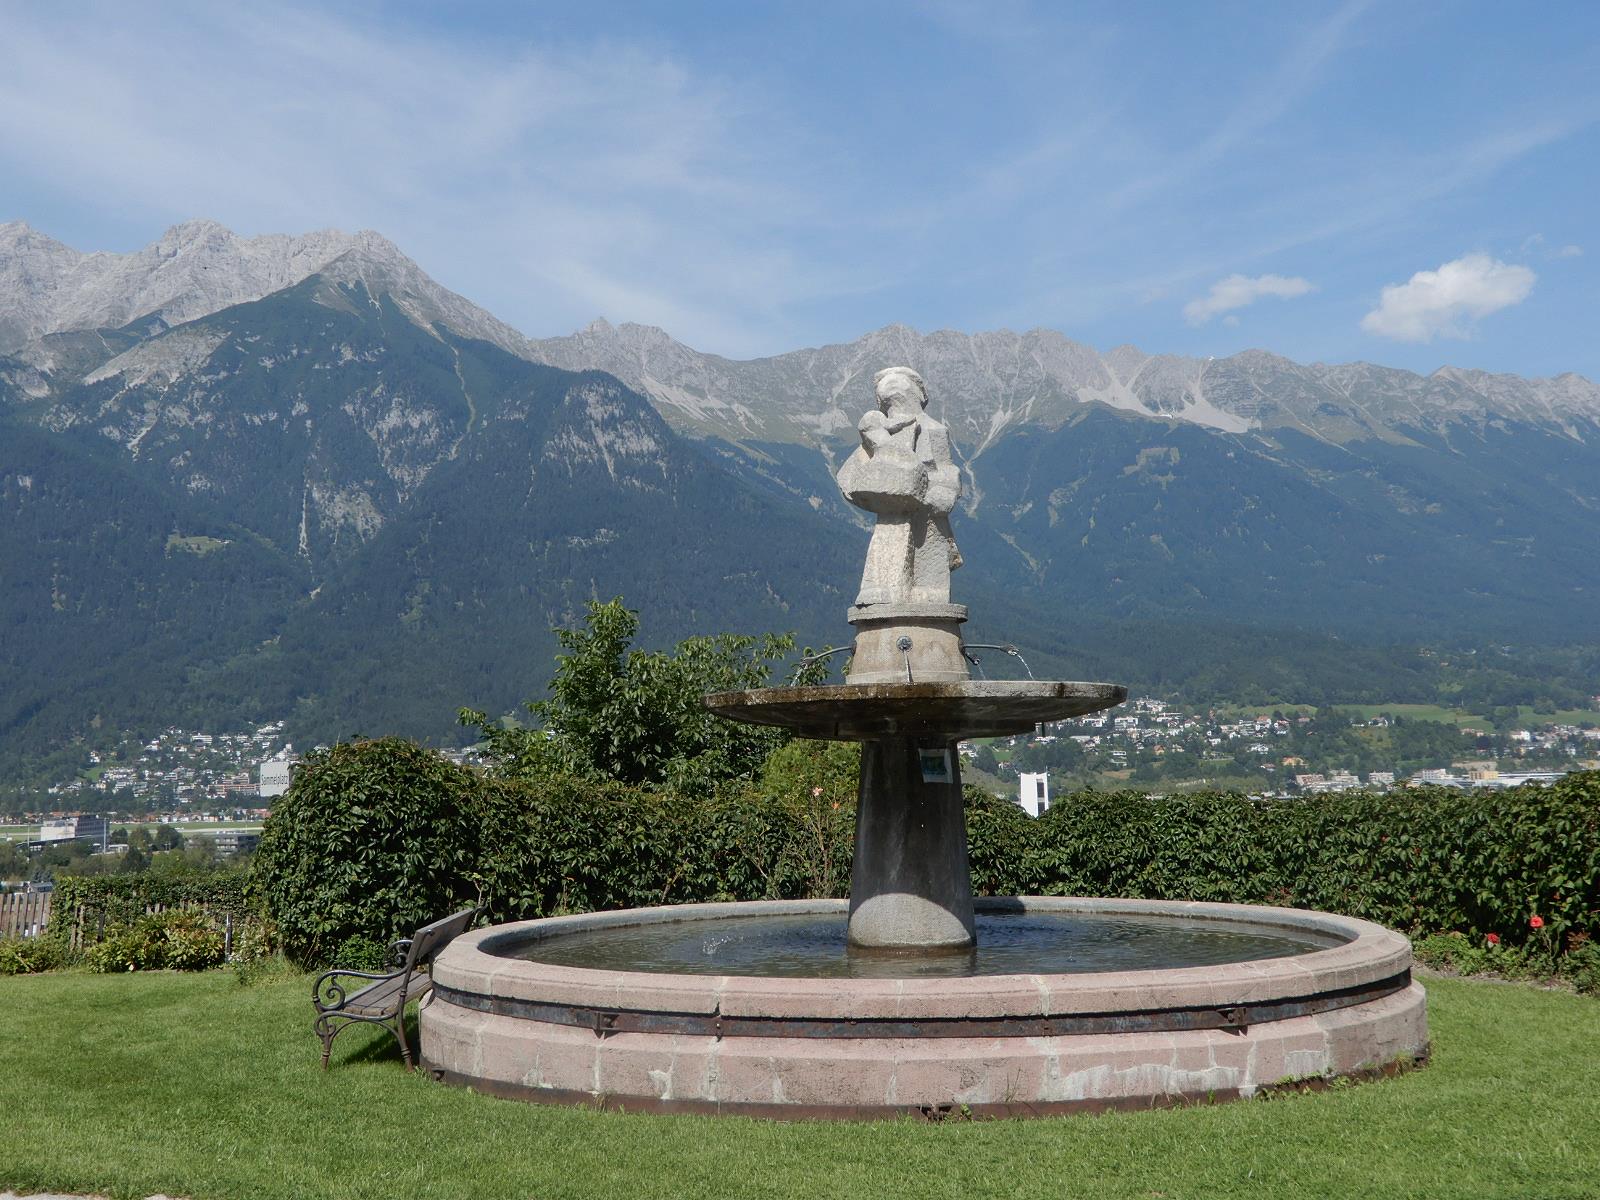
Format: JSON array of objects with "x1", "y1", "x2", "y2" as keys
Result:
[{"x1": 421, "y1": 897, "x2": 1428, "y2": 1119}]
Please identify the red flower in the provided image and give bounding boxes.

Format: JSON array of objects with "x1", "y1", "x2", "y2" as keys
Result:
[
  {"x1": 1530, "y1": 915, "x2": 1545, "y2": 929},
  {"x1": 1485, "y1": 932, "x2": 1501, "y2": 945}
]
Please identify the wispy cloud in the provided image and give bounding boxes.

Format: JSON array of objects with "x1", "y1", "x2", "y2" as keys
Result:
[
  {"x1": 1361, "y1": 254, "x2": 1535, "y2": 342},
  {"x1": 1101, "y1": 0, "x2": 1376, "y2": 213},
  {"x1": 0, "y1": 1, "x2": 850, "y2": 354},
  {"x1": 0, "y1": 1, "x2": 1593, "y2": 374},
  {"x1": 1183, "y1": 274, "x2": 1315, "y2": 325}
]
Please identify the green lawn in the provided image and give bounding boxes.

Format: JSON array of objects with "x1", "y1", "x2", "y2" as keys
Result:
[
  {"x1": 1211, "y1": 701, "x2": 1600, "y2": 729},
  {"x1": 2, "y1": 971, "x2": 1597, "y2": 1200},
  {"x1": 1322, "y1": 703, "x2": 1600, "y2": 730}
]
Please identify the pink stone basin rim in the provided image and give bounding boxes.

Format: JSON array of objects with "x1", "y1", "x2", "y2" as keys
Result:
[
  {"x1": 703, "y1": 681, "x2": 1128, "y2": 740},
  {"x1": 428, "y1": 897, "x2": 1412, "y2": 1027},
  {"x1": 420, "y1": 897, "x2": 1427, "y2": 1118}
]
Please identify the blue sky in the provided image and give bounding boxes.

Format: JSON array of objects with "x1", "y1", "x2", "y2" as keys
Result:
[{"x1": 2, "y1": 1, "x2": 1596, "y2": 376}]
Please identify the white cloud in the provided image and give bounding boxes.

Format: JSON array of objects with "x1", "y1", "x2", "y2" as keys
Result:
[
  {"x1": 1183, "y1": 274, "x2": 1315, "y2": 325},
  {"x1": 1360, "y1": 254, "x2": 1535, "y2": 342},
  {"x1": 1557, "y1": 244, "x2": 1584, "y2": 258}
]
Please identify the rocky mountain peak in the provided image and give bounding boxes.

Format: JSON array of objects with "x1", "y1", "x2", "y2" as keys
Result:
[
  {"x1": 153, "y1": 217, "x2": 232, "y2": 251},
  {"x1": 0, "y1": 218, "x2": 542, "y2": 370},
  {"x1": 526, "y1": 316, "x2": 1599, "y2": 451}
]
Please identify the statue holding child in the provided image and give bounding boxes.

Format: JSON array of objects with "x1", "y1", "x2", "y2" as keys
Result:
[{"x1": 836, "y1": 366, "x2": 963, "y2": 608}]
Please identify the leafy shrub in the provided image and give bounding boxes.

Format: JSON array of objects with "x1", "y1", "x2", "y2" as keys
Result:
[
  {"x1": 248, "y1": 738, "x2": 482, "y2": 966},
  {"x1": 0, "y1": 936, "x2": 63, "y2": 975},
  {"x1": 1567, "y1": 944, "x2": 1600, "y2": 995},
  {"x1": 85, "y1": 911, "x2": 226, "y2": 973},
  {"x1": 1018, "y1": 774, "x2": 1600, "y2": 951},
  {"x1": 228, "y1": 915, "x2": 278, "y2": 964},
  {"x1": 965, "y1": 787, "x2": 1043, "y2": 897},
  {"x1": 45, "y1": 872, "x2": 252, "y2": 958},
  {"x1": 228, "y1": 918, "x2": 285, "y2": 986},
  {"x1": 1412, "y1": 932, "x2": 1541, "y2": 981},
  {"x1": 329, "y1": 934, "x2": 392, "y2": 973},
  {"x1": 472, "y1": 773, "x2": 855, "y2": 921}
]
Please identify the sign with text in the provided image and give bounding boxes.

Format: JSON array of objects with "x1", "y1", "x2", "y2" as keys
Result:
[{"x1": 918, "y1": 747, "x2": 953, "y2": 784}]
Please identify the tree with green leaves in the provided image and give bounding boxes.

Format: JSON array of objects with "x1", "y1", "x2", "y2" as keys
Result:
[{"x1": 460, "y1": 598, "x2": 824, "y2": 795}]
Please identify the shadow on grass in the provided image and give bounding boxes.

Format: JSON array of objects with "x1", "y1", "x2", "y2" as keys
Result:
[{"x1": 324, "y1": 1007, "x2": 422, "y2": 1070}]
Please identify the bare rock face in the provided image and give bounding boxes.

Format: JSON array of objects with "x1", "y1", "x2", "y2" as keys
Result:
[
  {"x1": 527, "y1": 319, "x2": 1600, "y2": 456},
  {"x1": 0, "y1": 219, "x2": 534, "y2": 361},
  {"x1": 1, "y1": 219, "x2": 357, "y2": 350}
]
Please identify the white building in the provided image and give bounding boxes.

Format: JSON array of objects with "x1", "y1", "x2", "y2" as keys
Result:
[
  {"x1": 38, "y1": 815, "x2": 109, "y2": 852},
  {"x1": 1018, "y1": 772, "x2": 1050, "y2": 818}
]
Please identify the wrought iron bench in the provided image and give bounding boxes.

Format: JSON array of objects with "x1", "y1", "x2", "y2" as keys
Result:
[{"x1": 312, "y1": 907, "x2": 478, "y2": 1069}]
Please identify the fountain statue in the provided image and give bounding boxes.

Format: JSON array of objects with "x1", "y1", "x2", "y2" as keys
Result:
[
  {"x1": 840, "y1": 366, "x2": 963, "y2": 609},
  {"x1": 420, "y1": 366, "x2": 1429, "y2": 1118},
  {"x1": 708, "y1": 366, "x2": 1125, "y2": 951}
]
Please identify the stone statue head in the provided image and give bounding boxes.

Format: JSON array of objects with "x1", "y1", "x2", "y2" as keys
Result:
[{"x1": 874, "y1": 366, "x2": 927, "y2": 416}]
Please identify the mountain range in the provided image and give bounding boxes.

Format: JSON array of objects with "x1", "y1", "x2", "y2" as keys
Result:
[{"x1": 3, "y1": 220, "x2": 1597, "y2": 786}]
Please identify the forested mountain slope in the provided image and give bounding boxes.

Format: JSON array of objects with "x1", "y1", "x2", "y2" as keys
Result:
[{"x1": 3, "y1": 221, "x2": 1597, "y2": 780}]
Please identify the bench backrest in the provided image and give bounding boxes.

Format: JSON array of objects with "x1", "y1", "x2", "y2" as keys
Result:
[{"x1": 403, "y1": 907, "x2": 478, "y2": 973}]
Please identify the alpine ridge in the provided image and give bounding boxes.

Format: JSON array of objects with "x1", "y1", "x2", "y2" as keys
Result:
[
  {"x1": 525, "y1": 319, "x2": 1600, "y2": 459},
  {"x1": 0, "y1": 219, "x2": 533, "y2": 360}
]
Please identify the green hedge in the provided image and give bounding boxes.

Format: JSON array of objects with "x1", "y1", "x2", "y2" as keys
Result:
[
  {"x1": 49, "y1": 872, "x2": 251, "y2": 922},
  {"x1": 1014, "y1": 776, "x2": 1600, "y2": 950},
  {"x1": 45, "y1": 872, "x2": 252, "y2": 951},
  {"x1": 248, "y1": 738, "x2": 859, "y2": 964},
  {"x1": 474, "y1": 774, "x2": 856, "y2": 921},
  {"x1": 247, "y1": 739, "x2": 481, "y2": 966},
  {"x1": 248, "y1": 738, "x2": 1600, "y2": 963}
]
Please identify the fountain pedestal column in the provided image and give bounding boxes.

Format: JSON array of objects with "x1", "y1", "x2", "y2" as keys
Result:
[
  {"x1": 703, "y1": 679, "x2": 1131, "y2": 951},
  {"x1": 844, "y1": 603, "x2": 968, "y2": 684},
  {"x1": 843, "y1": 601, "x2": 975, "y2": 950},
  {"x1": 848, "y1": 736, "x2": 975, "y2": 950}
]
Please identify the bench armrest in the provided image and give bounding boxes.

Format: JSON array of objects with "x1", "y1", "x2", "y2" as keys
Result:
[
  {"x1": 312, "y1": 967, "x2": 406, "y2": 1013},
  {"x1": 387, "y1": 938, "x2": 414, "y2": 969}
]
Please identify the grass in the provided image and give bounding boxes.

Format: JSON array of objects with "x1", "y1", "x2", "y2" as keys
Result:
[
  {"x1": 1211, "y1": 701, "x2": 1600, "y2": 732},
  {"x1": 2, "y1": 971, "x2": 1599, "y2": 1199}
]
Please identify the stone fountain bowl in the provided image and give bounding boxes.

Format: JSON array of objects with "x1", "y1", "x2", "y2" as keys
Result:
[
  {"x1": 704, "y1": 681, "x2": 1129, "y2": 740},
  {"x1": 420, "y1": 896, "x2": 1428, "y2": 1119}
]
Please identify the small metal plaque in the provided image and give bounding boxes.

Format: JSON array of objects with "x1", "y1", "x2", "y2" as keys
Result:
[{"x1": 919, "y1": 748, "x2": 953, "y2": 784}]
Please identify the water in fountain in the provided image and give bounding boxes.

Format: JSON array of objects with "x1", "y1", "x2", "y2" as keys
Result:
[{"x1": 491, "y1": 908, "x2": 1349, "y2": 979}]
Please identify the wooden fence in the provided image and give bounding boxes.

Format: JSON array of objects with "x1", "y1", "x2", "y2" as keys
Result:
[
  {"x1": 0, "y1": 894, "x2": 235, "y2": 954},
  {"x1": 0, "y1": 891, "x2": 52, "y2": 939}
]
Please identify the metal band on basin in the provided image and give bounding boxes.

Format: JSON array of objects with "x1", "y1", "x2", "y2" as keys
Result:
[{"x1": 432, "y1": 969, "x2": 1412, "y2": 1040}]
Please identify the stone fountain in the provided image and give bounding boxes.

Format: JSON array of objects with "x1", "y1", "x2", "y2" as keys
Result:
[
  {"x1": 421, "y1": 366, "x2": 1428, "y2": 1118},
  {"x1": 706, "y1": 366, "x2": 1124, "y2": 954}
]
